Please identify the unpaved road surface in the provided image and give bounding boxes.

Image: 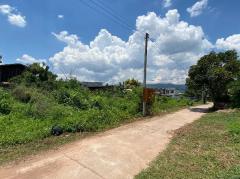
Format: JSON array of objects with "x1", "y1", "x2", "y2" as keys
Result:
[{"x1": 0, "y1": 104, "x2": 211, "y2": 179}]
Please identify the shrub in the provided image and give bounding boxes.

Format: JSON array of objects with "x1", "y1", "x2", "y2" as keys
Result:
[
  {"x1": 186, "y1": 100, "x2": 194, "y2": 106},
  {"x1": 26, "y1": 94, "x2": 52, "y2": 119},
  {"x1": 0, "y1": 99, "x2": 11, "y2": 114},
  {"x1": 71, "y1": 94, "x2": 90, "y2": 110},
  {"x1": 12, "y1": 86, "x2": 31, "y2": 103},
  {"x1": 48, "y1": 105, "x2": 70, "y2": 120},
  {"x1": 90, "y1": 96, "x2": 106, "y2": 110},
  {"x1": 228, "y1": 80, "x2": 240, "y2": 107},
  {"x1": 0, "y1": 89, "x2": 12, "y2": 114},
  {"x1": 54, "y1": 89, "x2": 71, "y2": 105}
]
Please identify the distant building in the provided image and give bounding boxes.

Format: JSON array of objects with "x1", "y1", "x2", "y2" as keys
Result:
[
  {"x1": 80, "y1": 82, "x2": 113, "y2": 90},
  {"x1": 0, "y1": 64, "x2": 26, "y2": 82},
  {"x1": 155, "y1": 88, "x2": 179, "y2": 97}
]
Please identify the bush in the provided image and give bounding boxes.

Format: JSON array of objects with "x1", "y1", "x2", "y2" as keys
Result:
[
  {"x1": 26, "y1": 94, "x2": 53, "y2": 119},
  {"x1": 0, "y1": 99, "x2": 11, "y2": 115},
  {"x1": 228, "y1": 81, "x2": 240, "y2": 107},
  {"x1": 72, "y1": 94, "x2": 90, "y2": 110},
  {"x1": 186, "y1": 100, "x2": 194, "y2": 106},
  {"x1": 54, "y1": 89, "x2": 71, "y2": 105},
  {"x1": 12, "y1": 86, "x2": 31, "y2": 103},
  {"x1": 0, "y1": 89, "x2": 12, "y2": 114},
  {"x1": 151, "y1": 96, "x2": 191, "y2": 114}
]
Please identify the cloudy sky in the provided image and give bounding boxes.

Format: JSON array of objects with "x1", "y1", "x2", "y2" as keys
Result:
[{"x1": 1, "y1": 0, "x2": 240, "y2": 84}]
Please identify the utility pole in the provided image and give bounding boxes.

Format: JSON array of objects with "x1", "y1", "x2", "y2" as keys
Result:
[{"x1": 143, "y1": 33, "x2": 149, "y2": 116}]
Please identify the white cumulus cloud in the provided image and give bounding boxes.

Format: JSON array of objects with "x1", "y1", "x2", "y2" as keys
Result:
[
  {"x1": 163, "y1": 0, "x2": 172, "y2": 8},
  {"x1": 48, "y1": 9, "x2": 213, "y2": 84},
  {"x1": 8, "y1": 14, "x2": 26, "y2": 27},
  {"x1": 187, "y1": 0, "x2": 208, "y2": 17},
  {"x1": 0, "y1": 4, "x2": 13, "y2": 14},
  {"x1": 216, "y1": 34, "x2": 240, "y2": 52},
  {"x1": 16, "y1": 54, "x2": 46, "y2": 64},
  {"x1": 0, "y1": 4, "x2": 26, "y2": 27}
]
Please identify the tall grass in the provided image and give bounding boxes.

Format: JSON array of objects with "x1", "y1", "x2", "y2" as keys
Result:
[{"x1": 0, "y1": 83, "x2": 193, "y2": 146}]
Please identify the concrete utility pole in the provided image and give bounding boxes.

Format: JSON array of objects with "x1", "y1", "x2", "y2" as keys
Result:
[{"x1": 143, "y1": 33, "x2": 149, "y2": 116}]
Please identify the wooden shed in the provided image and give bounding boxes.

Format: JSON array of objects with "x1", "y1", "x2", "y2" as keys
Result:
[{"x1": 0, "y1": 64, "x2": 26, "y2": 82}]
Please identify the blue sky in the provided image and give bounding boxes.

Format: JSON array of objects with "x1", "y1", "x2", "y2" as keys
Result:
[{"x1": 1, "y1": 0, "x2": 240, "y2": 84}]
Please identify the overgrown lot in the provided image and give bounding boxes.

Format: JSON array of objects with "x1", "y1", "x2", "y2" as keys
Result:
[
  {"x1": 0, "y1": 63, "x2": 194, "y2": 165},
  {"x1": 136, "y1": 110, "x2": 240, "y2": 179}
]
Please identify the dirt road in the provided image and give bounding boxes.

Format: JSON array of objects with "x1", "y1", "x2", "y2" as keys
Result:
[{"x1": 0, "y1": 104, "x2": 211, "y2": 179}]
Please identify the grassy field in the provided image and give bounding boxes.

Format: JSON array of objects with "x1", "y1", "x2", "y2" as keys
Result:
[{"x1": 136, "y1": 110, "x2": 240, "y2": 179}]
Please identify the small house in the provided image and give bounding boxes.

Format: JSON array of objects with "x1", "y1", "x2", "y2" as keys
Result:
[{"x1": 0, "y1": 64, "x2": 26, "y2": 82}]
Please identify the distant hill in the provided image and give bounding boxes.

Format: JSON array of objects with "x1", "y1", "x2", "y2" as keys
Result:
[{"x1": 147, "y1": 83, "x2": 186, "y2": 92}]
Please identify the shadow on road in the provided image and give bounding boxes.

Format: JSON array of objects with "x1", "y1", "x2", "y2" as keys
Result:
[{"x1": 189, "y1": 107, "x2": 211, "y2": 113}]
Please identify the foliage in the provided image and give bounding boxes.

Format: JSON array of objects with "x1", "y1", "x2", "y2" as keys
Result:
[
  {"x1": 12, "y1": 86, "x2": 31, "y2": 103},
  {"x1": 11, "y1": 63, "x2": 57, "y2": 90},
  {"x1": 124, "y1": 78, "x2": 141, "y2": 89},
  {"x1": 0, "y1": 64, "x2": 193, "y2": 147},
  {"x1": 228, "y1": 119, "x2": 240, "y2": 143},
  {"x1": 0, "y1": 88, "x2": 12, "y2": 115},
  {"x1": 186, "y1": 50, "x2": 240, "y2": 108},
  {"x1": 228, "y1": 78, "x2": 240, "y2": 108},
  {"x1": 151, "y1": 96, "x2": 194, "y2": 114}
]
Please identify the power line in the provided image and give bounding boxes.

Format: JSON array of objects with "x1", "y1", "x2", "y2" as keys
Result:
[
  {"x1": 90, "y1": 0, "x2": 132, "y2": 30},
  {"x1": 82, "y1": 0, "x2": 132, "y2": 31},
  {"x1": 91, "y1": 0, "x2": 133, "y2": 29},
  {"x1": 79, "y1": 0, "x2": 133, "y2": 32}
]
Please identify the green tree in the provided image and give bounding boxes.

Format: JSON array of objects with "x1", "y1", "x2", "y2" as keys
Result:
[
  {"x1": 124, "y1": 78, "x2": 141, "y2": 89},
  {"x1": 228, "y1": 74, "x2": 240, "y2": 107},
  {"x1": 11, "y1": 63, "x2": 57, "y2": 90},
  {"x1": 186, "y1": 50, "x2": 240, "y2": 109}
]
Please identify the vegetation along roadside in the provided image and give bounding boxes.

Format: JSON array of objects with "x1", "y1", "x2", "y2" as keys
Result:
[{"x1": 0, "y1": 63, "x2": 196, "y2": 165}]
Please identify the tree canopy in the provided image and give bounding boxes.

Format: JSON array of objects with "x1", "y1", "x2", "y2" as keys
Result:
[
  {"x1": 186, "y1": 50, "x2": 240, "y2": 108},
  {"x1": 124, "y1": 78, "x2": 141, "y2": 89}
]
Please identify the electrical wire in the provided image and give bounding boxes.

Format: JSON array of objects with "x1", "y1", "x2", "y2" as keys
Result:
[
  {"x1": 90, "y1": 0, "x2": 133, "y2": 30},
  {"x1": 79, "y1": 0, "x2": 133, "y2": 32}
]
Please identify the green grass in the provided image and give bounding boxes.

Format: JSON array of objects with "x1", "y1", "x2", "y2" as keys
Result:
[
  {"x1": 152, "y1": 96, "x2": 196, "y2": 114},
  {"x1": 136, "y1": 110, "x2": 240, "y2": 179}
]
